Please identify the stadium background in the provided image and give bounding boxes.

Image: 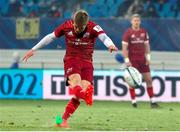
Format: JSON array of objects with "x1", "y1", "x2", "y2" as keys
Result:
[{"x1": 0, "y1": 0, "x2": 180, "y2": 131}]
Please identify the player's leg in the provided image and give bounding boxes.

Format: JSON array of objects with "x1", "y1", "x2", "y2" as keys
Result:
[
  {"x1": 67, "y1": 73, "x2": 87, "y2": 100},
  {"x1": 81, "y1": 60, "x2": 94, "y2": 106},
  {"x1": 59, "y1": 97, "x2": 80, "y2": 128},
  {"x1": 60, "y1": 71, "x2": 94, "y2": 127},
  {"x1": 57, "y1": 60, "x2": 84, "y2": 128},
  {"x1": 139, "y1": 59, "x2": 159, "y2": 108},
  {"x1": 58, "y1": 74, "x2": 83, "y2": 128},
  {"x1": 129, "y1": 87, "x2": 137, "y2": 107},
  {"x1": 142, "y1": 72, "x2": 153, "y2": 98},
  {"x1": 142, "y1": 72, "x2": 159, "y2": 108},
  {"x1": 81, "y1": 80, "x2": 94, "y2": 106},
  {"x1": 64, "y1": 59, "x2": 87, "y2": 100}
]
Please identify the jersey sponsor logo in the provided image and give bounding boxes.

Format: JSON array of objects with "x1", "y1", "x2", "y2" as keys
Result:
[
  {"x1": 83, "y1": 32, "x2": 90, "y2": 38},
  {"x1": 131, "y1": 40, "x2": 144, "y2": 44},
  {"x1": 67, "y1": 31, "x2": 73, "y2": 36},
  {"x1": 131, "y1": 37, "x2": 144, "y2": 44},
  {"x1": 93, "y1": 25, "x2": 103, "y2": 32},
  {"x1": 74, "y1": 42, "x2": 89, "y2": 45},
  {"x1": 68, "y1": 40, "x2": 90, "y2": 46}
]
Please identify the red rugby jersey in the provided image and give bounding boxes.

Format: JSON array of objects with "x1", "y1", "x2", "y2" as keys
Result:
[
  {"x1": 54, "y1": 20, "x2": 104, "y2": 62},
  {"x1": 122, "y1": 28, "x2": 149, "y2": 60}
]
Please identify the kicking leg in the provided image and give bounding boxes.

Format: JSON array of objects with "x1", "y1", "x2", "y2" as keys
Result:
[
  {"x1": 68, "y1": 74, "x2": 86, "y2": 100},
  {"x1": 57, "y1": 74, "x2": 84, "y2": 128},
  {"x1": 82, "y1": 80, "x2": 94, "y2": 106},
  {"x1": 57, "y1": 97, "x2": 80, "y2": 128}
]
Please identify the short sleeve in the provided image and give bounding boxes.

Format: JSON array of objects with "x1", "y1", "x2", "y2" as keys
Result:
[
  {"x1": 122, "y1": 30, "x2": 129, "y2": 45},
  {"x1": 54, "y1": 22, "x2": 66, "y2": 38},
  {"x1": 144, "y1": 31, "x2": 150, "y2": 44}
]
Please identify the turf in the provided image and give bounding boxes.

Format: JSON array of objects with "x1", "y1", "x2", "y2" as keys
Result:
[{"x1": 0, "y1": 99, "x2": 180, "y2": 131}]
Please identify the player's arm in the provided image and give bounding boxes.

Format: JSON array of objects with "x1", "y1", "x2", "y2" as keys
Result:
[
  {"x1": 98, "y1": 33, "x2": 118, "y2": 53},
  {"x1": 92, "y1": 24, "x2": 118, "y2": 53},
  {"x1": 23, "y1": 21, "x2": 66, "y2": 62},
  {"x1": 122, "y1": 30, "x2": 131, "y2": 66},
  {"x1": 144, "y1": 41, "x2": 151, "y2": 65},
  {"x1": 22, "y1": 32, "x2": 56, "y2": 62},
  {"x1": 122, "y1": 41, "x2": 131, "y2": 66},
  {"x1": 144, "y1": 32, "x2": 151, "y2": 65},
  {"x1": 122, "y1": 41, "x2": 129, "y2": 59}
]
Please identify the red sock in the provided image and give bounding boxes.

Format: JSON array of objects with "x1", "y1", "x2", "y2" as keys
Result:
[
  {"x1": 147, "y1": 87, "x2": 154, "y2": 98},
  {"x1": 62, "y1": 98, "x2": 80, "y2": 120},
  {"x1": 129, "y1": 88, "x2": 136, "y2": 100},
  {"x1": 73, "y1": 85, "x2": 85, "y2": 99}
]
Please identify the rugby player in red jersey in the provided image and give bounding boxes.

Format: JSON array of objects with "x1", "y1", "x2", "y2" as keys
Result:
[
  {"x1": 122, "y1": 14, "x2": 159, "y2": 108},
  {"x1": 23, "y1": 10, "x2": 118, "y2": 128}
]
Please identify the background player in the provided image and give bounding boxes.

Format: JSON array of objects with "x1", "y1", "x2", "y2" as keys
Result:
[
  {"x1": 23, "y1": 10, "x2": 118, "y2": 128},
  {"x1": 121, "y1": 14, "x2": 159, "y2": 108}
]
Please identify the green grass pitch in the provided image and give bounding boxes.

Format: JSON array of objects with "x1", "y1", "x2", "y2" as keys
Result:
[{"x1": 0, "y1": 100, "x2": 180, "y2": 131}]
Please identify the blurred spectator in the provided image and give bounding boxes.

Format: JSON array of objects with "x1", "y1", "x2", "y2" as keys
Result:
[
  {"x1": 10, "y1": 52, "x2": 20, "y2": 69},
  {"x1": 28, "y1": 11, "x2": 37, "y2": 17},
  {"x1": 0, "y1": 0, "x2": 9, "y2": 16},
  {"x1": 0, "y1": 0, "x2": 180, "y2": 18},
  {"x1": 116, "y1": 0, "x2": 133, "y2": 17},
  {"x1": 48, "y1": 5, "x2": 61, "y2": 17},
  {"x1": 8, "y1": 0, "x2": 22, "y2": 17},
  {"x1": 173, "y1": 0, "x2": 180, "y2": 17},
  {"x1": 158, "y1": 0, "x2": 166, "y2": 11},
  {"x1": 143, "y1": 3, "x2": 159, "y2": 18},
  {"x1": 38, "y1": 0, "x2": 49, "y2": 17},
  {"x1": 131, "y1": 0, "x2": 144, "y2": 15}
]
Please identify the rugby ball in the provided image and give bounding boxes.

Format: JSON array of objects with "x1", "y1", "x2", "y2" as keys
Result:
[{"x1": 124, "y1": 66, "x2": 142, "y2": 87}]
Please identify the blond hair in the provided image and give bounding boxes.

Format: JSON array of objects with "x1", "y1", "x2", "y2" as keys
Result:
[
  {"x1": 131, "y1": 14, "x2": 141, "y2": 20},
  {"x1": 73, "y1": 10, "x2": 89, "y2": 26}
]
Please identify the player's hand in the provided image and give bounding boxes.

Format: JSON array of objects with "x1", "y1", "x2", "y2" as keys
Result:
[
  {"x1": 146, "y1": 60, "x2": 150, "y2": 65},
  {"x1": 22, "y1": 49, "x2": 34, "y2": 62},
  {"x1": 108, "y1": 45, "x2": 118, "y2": 53},
  {"x1": 125, "y1": 62, "x2": 132, "y2": 67}
]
